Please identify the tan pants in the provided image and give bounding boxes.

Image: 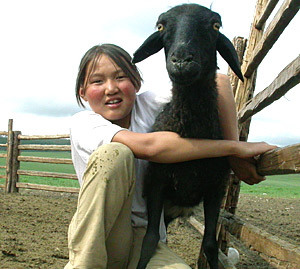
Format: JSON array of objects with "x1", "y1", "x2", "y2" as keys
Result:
[{"x1": 65, "y1": 142, "x2": 190, "y2": 269}]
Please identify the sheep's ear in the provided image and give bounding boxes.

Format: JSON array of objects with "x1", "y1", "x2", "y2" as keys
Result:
[
  {"x1": 216, "y1": 33, "x2": 244, "y2": 82},
  {"x1": 132, "y1": 31, "x2": 164, "y2": 64}
]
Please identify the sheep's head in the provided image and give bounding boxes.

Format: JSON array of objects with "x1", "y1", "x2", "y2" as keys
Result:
[{"x1": 133, "y1": 4, "x2": 244, "y2": 85}]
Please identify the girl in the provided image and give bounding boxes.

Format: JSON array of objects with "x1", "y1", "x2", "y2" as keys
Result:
[{"x1": 65, "y1": 44, "x2": 276, "y2": 268}]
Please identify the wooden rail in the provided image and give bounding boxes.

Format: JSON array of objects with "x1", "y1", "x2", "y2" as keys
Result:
[
  {"x1": 18, "y1": 155, "x2": 73, "y2": 164},
  {"x1": 255, "y1": 0, "x2": 279, "y2": 29},
  {"x1": 0, "y1": 121, "x2": 77, "y2": 193},
  {"x1": 189, "y1": 213, "x2": 300, "y2": 268},
  {"x1": 18, "y1": 144, "x2": 71, "y2": 151},
  {"x1": 219, "y1": 212, "x2": 300, "y2": 268},
  {"x1": 258, "y1": 143, "x2": 300, "y2": 175},
  {"x1": 244, "y1": 0, "x2": 300, "y2": 78},
  {"x1": 18, "y1": 134, "x2": 70, "y2": 140},
  {"x1": 238, "y1": 54, "x2": 300, "y2": 124},
  {"x1": 16, "y1": 182, "x2": 79, "y2": 193}
]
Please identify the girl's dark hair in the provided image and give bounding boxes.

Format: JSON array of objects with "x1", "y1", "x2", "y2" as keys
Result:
[{"x1": 75, "y1": 44, "x2": 143, "y2": 107}]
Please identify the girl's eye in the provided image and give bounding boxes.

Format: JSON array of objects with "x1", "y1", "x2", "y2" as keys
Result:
[
  {"x1": 92, "y1": 79, "x2": 104, "y2": 84},
  {"x1": 117, "y1": 75, "x2": 127, "y2": 80}
]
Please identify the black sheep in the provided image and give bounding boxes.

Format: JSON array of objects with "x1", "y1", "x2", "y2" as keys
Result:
[{"x1": 132, "y1": 4, "x2": 244, "y2": 269}]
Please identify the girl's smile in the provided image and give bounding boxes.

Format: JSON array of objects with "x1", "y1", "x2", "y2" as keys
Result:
[{"x1": 80, "y1": 55, "x2": 138, "y2": 128}]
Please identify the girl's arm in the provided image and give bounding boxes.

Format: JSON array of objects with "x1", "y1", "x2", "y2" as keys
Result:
[
  {"x1": 216, "y1": 73, "x2": 270, "y2": 184},
  {"x1": 216, "y1": 73, "x2": 239, "y2": 141},
  {"x1": 113, "y1": 73, "x2": 276, "y2": 181},
  {"x1": 112, "y1": 130, "x2": 276, "y2": 163}
]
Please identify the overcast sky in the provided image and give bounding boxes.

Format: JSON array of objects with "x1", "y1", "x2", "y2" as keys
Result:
[{"x1": 1, "y1": 0, "x2": 299, "y2": 147}]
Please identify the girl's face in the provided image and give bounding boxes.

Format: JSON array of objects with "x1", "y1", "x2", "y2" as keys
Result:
[{"x1": 80, "y1": 54, "x2": 138, "y2": 128}]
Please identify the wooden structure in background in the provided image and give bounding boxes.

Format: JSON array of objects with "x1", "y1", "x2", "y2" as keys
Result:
[
  {"x1": 0, "y1": 0, "x2": 299, "y2": 268},
  {"x1": 199, "y1": 0, "x2": 300, "y2": 268},
  {"x1": 0, "y1": 120, "x2": 78, "y2": 193}
]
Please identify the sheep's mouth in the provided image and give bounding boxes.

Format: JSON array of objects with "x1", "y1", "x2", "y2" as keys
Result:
[
  {"x1": 167, "y1": 62, "x2": 200, "y2": 85},
  {"x1": 170, "y1": 76, "x2": 194, "y2": 85},
  {"x1": 169, "y1": 71, "x2": 200, "y2": 86}
]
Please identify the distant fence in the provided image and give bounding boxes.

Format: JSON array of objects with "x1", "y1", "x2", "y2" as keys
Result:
[{"x1": 0, "y1": 119, "x2": 79, "y2": 193}]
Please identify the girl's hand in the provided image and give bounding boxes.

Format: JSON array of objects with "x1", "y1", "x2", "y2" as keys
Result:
[
  {"x1": 230, "y1": 142, "x2": 277, "y2": 185},
  {"x1": 229, "y1": 156, "x2": 265, "y2": 185},
  {"x1": 234, "y1": 141, "x2": 277, "y2": 159}
]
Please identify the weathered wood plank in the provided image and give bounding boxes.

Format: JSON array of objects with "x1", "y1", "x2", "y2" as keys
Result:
[
  {"x1": 0, "y1": 175, "x2": 6, "y2": 179},
  {"x1": 6, "y1": 121, "x2": 14, "y2": 193},
  {"x1": 18, "y1": 156, "x2": 73, "y2": 165},
  {"x1": 16, "y1": 182, "x2": 79, "y2": 193},
  {"x1": 189, "y1": 216, "x2": 205, "y2": 235},
  {"x1": 189, "y1": 217, "x2": 237, "y2": 269},
  {"x1": 0, "y1": 144, "x2": 8, "y2": 147},
  {"x1": 244, "y1": 0, "x2": 300, "y2": 77},
  {"x1": 0, "y1": 154, "x2": 7, "y2": 158},
  {"x1": 256, "y1": 0, "x2": 280, "y2": 29},
  {"x1": 257, "y1": 143, "x2": 300, "y2": 175},
  {"x1": 190, "y1": 216, "x2": 236, "y2": 269},
  {"x1": 235, "y1": 0, "x2": 268, "y2": 141},
  {"x1": 0, "y1": 165, "x2": 6, "y2": 169},
  {"x1": 238, "y1": 54, "x2": 300, "y2": 123},
  {"x1": 0, "y1": 131, "x2": 8, "y2": 136},
  {"x1": 18, "y1": 144, "x2": 71, "y2": 151},
  {"x1": 17, "y1": 170, "x2": 77, "y2": 180},
  {"x1": 219, "y1": 211, "x2": 300, "y2": 268},
  {"x1": 18, "y1": 134, "x2": 70, "y2": 140},
  {"x1": 10, "y1": 131, "x2": 21, "y2": 193},
  {"x1": 228, "y1": 37, "x2": 247, "y2": 96}
]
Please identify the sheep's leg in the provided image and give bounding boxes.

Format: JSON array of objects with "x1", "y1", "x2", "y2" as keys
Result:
[
  {"x1": 202, "y1": 195, "x2": 222, "y2": 269},
  {"x1": 164, "y1": 214, "x2": 174, "y2": 229},
  {"x1": 137, "y1": 181, "x2": 165, "y2": 269}
]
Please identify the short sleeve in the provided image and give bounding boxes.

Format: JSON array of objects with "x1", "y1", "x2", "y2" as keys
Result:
[
  {"x1": 70, "y1": 111, "x2": 125, "y2": 185},
  {"x1": 70, "y1": 111, "x2": 124, "y2": 155}
]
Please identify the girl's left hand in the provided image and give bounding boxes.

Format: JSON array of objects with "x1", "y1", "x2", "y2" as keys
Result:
[{"x1": 228, "y1": 156, "x2": 265, "y2": 185}]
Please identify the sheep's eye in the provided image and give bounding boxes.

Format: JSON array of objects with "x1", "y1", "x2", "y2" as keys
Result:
[
  {"x1": 213, "y1": 22, "x2": 221, "y2": 31},
  {"x1": 157, "y1": 24, "x2": 164, "y2": 32}
]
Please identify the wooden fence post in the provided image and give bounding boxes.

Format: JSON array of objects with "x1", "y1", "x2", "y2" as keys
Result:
[
  {"x1": 5, "y1": 119, "x2": 13, "y2": 193},
  {"x1": 227, "y1": 36, "x2": 247, "y2": 96},
  {"x1": 10, "y1": 131, "x2": 21, "y2": 193},
  {"x1": 226, "y1": 0, "x2": 269, "y2": 211}
]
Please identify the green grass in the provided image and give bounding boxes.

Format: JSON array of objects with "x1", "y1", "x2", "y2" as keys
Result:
[
  {"x1": 17, "y1": 176, "x2": 80, "y2": 188},
  {"x1": 19, "y1": 151, "x2": 75, "y2": 174},
  {"x1": 0, "y1": 150, "x2": 79, "y2": 188},
  {"x1": 240, "y1": 174, "x2": 300, "y2": 198},
  {"x1": 1, "y1": 150, "x2": 299, "y2": 196}
]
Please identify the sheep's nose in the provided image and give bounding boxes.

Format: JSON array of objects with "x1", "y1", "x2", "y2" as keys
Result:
[{"x1": 171, "y1": 53, "x2": 193, "y2": 68}]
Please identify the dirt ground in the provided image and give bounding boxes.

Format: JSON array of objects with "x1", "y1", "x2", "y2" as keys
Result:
[{"x1": 0, "y1": 189, "x2": 299, "y2": 268}]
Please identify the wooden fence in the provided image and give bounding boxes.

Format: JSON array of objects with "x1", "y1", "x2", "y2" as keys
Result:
[
  {"x1": 1, "y1": 0, "x2": 300, "y2": 268},
  {"x1": 0, "y1": 119, "x2": 79, "y2": 194},
  {"x1": 206, "y1": 0, "x2": 300, "y2": 268}
]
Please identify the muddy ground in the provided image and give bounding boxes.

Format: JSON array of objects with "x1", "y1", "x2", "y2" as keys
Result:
[{"x1": 0, "y1": 189, "x2": 299, "y2": 268}]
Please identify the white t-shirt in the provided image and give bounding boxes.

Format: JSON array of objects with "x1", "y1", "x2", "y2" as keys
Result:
[{"x1": 70, "y1": 90, "x2": 171, "y2": 242}]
